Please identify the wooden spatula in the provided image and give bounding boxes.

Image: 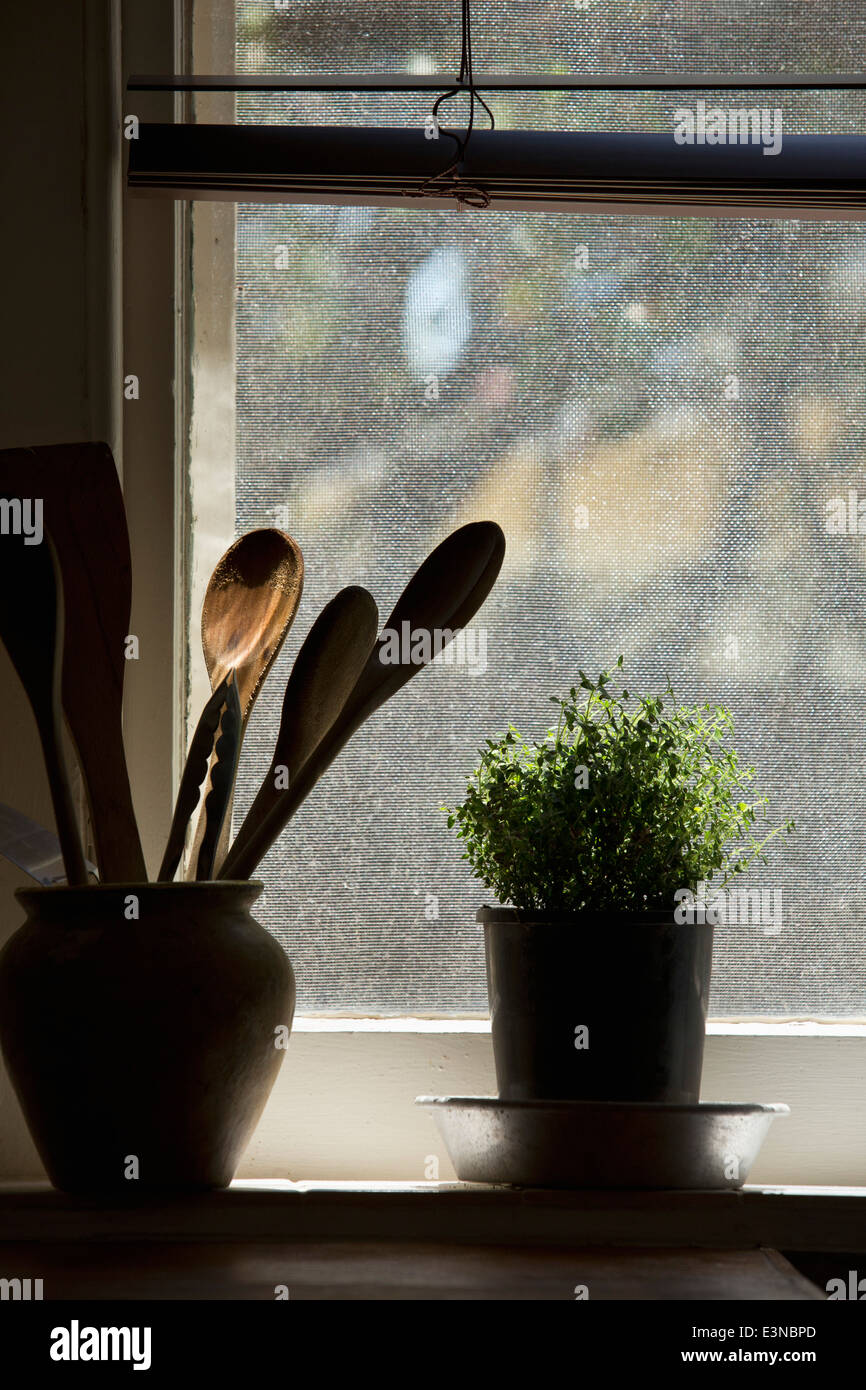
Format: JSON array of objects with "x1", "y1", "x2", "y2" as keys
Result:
[
  {"x1": 0, "y1": 530, "x2": 87, "y2": 885},
  {"x1": 0, "y1": 442, "x2": 145, "y2": 882}
]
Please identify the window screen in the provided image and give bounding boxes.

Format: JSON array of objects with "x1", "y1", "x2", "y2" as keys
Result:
[{"x1": 193, "y1": 3, "x2": 866, "y2": 1015}]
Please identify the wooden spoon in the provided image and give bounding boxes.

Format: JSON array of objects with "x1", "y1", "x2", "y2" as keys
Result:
[
  {"x1": 223, "y1": 586, "x2": 379, "y2": 881},
  {"x1": 0, "y1": 531, "x2": 87, "y2": 885},
  {"x1": 156, "y1": 672, "x2": 236, "y2": 883},
  {"x1": 0, "y1": 442, "x2": 145, "y2": 882},
  {"x1": 186, "y1": 528, "x2": 303, "y2": 876},
  {"x1": 219, "y1": 520, "x2": 505, "y2": 881}
]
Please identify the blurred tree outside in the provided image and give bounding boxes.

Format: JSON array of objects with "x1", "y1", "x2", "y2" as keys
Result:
[{"x1": 215, "y1": 2, "x2": 866, "y2": 1014}]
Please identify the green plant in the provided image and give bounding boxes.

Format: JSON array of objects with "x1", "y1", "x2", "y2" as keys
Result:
[{"x1": 444, "y1": 658, "x2": 795, "y2": 913}]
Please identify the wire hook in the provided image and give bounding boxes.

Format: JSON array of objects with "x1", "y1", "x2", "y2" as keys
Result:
[{"x1": 404, "y1": 0, "x2": 495, "y2": 207}]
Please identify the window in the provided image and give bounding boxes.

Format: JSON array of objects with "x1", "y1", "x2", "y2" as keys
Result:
[{"x1": 187, "y1": 2, "x2": 866, "y2": 1021}]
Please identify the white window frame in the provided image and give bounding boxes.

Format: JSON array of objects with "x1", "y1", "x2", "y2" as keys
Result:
[{"x1": 122, "y1": 0, "x2": 866, "y2": 1186}]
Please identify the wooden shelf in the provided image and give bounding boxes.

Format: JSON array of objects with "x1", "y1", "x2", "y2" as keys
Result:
[{"x1": 1, "y1": 1181, "x2": 864, "y2": 1252}]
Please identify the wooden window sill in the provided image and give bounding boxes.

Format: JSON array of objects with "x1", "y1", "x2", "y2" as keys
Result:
[{"x1": 0, "y1": 1181, "x2": 864, "y2": 1252}]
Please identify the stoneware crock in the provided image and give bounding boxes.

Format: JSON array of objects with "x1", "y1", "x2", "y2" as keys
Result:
[{"x1": 0, "y1": 881, "x2": 293, "y2": 1193}]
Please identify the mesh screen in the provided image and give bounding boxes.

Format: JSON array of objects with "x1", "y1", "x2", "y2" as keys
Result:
[
  {"x1": 213, "y1": 4, "x2": 866, "y2": 1015},
  {"x1": 236, "y1": 1, "x2": 866, "y2": 77}
]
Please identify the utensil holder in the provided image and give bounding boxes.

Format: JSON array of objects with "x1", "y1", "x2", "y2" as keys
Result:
[{"x1": 0, "y1": 881, "x2": 294, "y2": 1193}]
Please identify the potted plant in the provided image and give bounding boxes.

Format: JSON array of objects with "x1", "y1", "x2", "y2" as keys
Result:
[{"x1": 445, "y1": 658, "x2": 794, "y2": 1104}]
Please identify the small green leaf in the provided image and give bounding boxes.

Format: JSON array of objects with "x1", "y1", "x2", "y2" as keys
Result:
[{"x1": 442, "y1": 659, "x2": 793, "y2": 914}]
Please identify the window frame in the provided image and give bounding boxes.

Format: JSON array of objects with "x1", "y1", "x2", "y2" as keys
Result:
[{"x1": 122, "y1": 0, "x2": 866, "y2": 1184}]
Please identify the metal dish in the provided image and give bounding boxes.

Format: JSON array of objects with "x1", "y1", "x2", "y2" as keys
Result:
[{"x1": 417, "y1": 1096, "x2": 789, "y2": 1189}]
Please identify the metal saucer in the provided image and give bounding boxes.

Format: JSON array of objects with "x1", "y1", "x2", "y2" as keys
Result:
[{"x1": 416, "y1": 1096, "x2": 789, "y2": 1189}]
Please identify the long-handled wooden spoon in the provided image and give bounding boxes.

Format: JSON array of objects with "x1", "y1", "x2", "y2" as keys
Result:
[
  {"x1": 0, "y1": 442, "x2": 145, "y2": 882},
  {"x1": 0, "y1": 531, "x2": 87, "y2": 885},
  {"x1": 219, "y1": 520, "x2": 505, "y2": 881},
  {"x1": 186, "y1": 528, "x2": 303, "y2": 877},
  {"x1": 222, "y1": 586, "x2": 379, "y2": 880},
  {"x1": 157, "y1": 672, "x2": 236, "y2": 883}
]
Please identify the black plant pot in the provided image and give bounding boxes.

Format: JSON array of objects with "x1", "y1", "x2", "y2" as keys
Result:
[
  {"x1": 0, "y1": 881, "x2": 294, "y2": 1194},
  {"x1": 479, "y1": 906, "x2": 714, "y2": 1103}
]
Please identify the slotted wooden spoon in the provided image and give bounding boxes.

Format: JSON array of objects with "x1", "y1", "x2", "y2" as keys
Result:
[{"x1": 186, "y1": 528, "x2": 303, "y2": 877}]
